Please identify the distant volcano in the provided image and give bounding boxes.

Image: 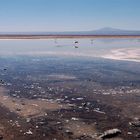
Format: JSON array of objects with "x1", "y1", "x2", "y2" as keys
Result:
[{"x1": 87, "y1": 27, "x2": 140, "y2": 35}]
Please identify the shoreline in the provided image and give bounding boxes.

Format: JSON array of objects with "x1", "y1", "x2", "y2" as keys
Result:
[
  {"x1": 102, "y1": 48, "x2": 140, "y2": 62},
  {"x1": 0, "y1": 35, "x2": 140, "y2": 39}
]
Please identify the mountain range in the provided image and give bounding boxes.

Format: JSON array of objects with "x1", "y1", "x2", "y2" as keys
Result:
[{"x1": 0, "y1": 27, "x2": 140, "y2": 35}]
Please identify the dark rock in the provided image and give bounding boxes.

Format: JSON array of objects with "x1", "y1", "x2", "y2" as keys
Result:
[
  {"x1": 65, "y1": 130, "x2": 73, "y2": 135},
  {"x1": 136, "y1": 134, "x2": 140, "y2": 138},
  {"x1": 130, "y1": 121, "x2": 140, "y2": 127},
  {"x1": 0, "y1": 135, "x2": 3, "y2": 140},
  {"x1": 16, "y1": 108, "x2": 21, "y2": 112}
]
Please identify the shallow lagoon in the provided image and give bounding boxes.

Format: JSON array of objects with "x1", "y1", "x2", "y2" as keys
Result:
[{"x1": 0, "y1": 38, "x2": 140, "y2": 60}]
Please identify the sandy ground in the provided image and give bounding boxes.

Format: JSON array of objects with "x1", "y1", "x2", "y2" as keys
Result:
[
  {"x1": 0, "y1": 87, "x2": 101, "y2": 140},
  {"x1": 0, "y1": 87, "x2": 68, "y2": 117},
  {"x1": 64, "y1": 120, "x2": 97, "y2": 137},
  {"x1": 102, "y1": 48, "x2": 140, "y2": 62}
]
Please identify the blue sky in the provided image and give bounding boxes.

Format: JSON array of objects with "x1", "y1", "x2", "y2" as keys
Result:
[{"x1": 0, "y1": 0, "x2": 140, "y2": 32}]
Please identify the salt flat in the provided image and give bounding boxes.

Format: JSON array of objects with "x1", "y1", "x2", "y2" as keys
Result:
[{"x1": 102, "y1": 48, "x2": 140, "y2": 62}]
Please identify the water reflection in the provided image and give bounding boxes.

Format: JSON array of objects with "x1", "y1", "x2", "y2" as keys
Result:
[{"x1": 0, "y1": 38, "x2": 139, "y2": 60}]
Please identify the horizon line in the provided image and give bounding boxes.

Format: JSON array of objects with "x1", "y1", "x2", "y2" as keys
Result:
[{"x1": 0, "y1": 27, "x2": 140, "y2": 33}]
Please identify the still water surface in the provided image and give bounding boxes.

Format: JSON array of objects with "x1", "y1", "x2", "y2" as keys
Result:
[{"x1": 0, "y1": 38, "x2": 140, "y2": 60}]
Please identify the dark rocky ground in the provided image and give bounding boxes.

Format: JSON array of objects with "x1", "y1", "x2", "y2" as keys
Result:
[{"x1": 0, "y1": 56, "x2": 139, "y2": 140}]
